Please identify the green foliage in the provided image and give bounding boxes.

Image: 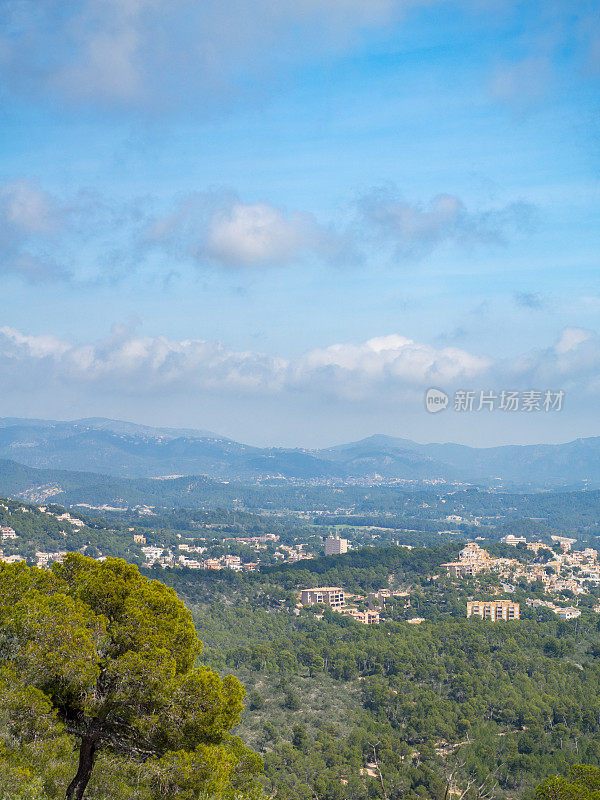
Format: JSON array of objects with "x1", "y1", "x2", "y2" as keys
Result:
[
  {"x1": 0, "y1": 556, "x2": 262, "y2": 799},
  {"x1": 189, "y1": 585, "x2": 600, "y2": 800},
  {"x1": 537, "y1": 765, "x2": 600, "y2": 800}
]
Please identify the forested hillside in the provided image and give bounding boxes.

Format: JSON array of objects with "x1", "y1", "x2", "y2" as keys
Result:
[{"x1": 151, "y1": 552, "x2": 600, "y2": 800}]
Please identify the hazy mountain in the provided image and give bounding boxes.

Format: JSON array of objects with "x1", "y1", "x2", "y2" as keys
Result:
[
  {"x1": 0, "y1": 418, "x2": 598, "y2": 488},
  {"x1": 320, "y1": 434, "x2": 600, "y2": 488}
]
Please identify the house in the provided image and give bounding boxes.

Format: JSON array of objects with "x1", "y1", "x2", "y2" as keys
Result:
[
  {"x1": 141, "y1": 546, "x2": 165, "y2": 564},
  {"x1": 551, "y1": 536, "x2": 577, "y2": 552},
  {"x1": 554, "y1": 607, "x2": 581, "y2": 620},
  {"x1": 55, "y1": 513, "x2": 85, "y2": 528},
  {"x1": 0, "y1": 553, "x2": 24, "y2": 564}
]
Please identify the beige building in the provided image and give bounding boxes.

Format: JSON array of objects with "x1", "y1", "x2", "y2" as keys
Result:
[
  {"x1": 301, "y1": 587, "x2": 345, "y2": 608},
  {"x1": 526, "y1": 541, "x2": 547, "y2": 552},
  {"x1": 344, "y1": 609, "x2": 379, "y2": 625},
  {"x1": 444, "y1": 561, "x2": 485, "y2": 578},
  {"x1": 467, "y1": 600, "x2": 520, "y2": 621},
  {"x1": 442, "y1": 542, "x2": 494, "y2": 578},
  {"x1": 325, "y1": 535, "x2": 348, "y2": 556}
]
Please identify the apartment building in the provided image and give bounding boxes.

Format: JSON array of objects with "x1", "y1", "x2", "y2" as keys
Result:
[
  {"x1": 467, "y1": 600, "x2": 520, "y2": 621},
  {"x1": 301, "y1": 587, "x2": 345, "y2": 608},
  {"x1": 325, "y1": 535, "x2": 348, "y2": 556},
  {"x1": 344, "y1": 609, "x2": 380, "y2": 625},
  {"x1": 459, "y1": 543, "x2": 491, "y2": 562}
]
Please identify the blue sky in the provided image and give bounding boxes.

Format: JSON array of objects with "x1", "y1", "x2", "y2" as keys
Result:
[{"x1": 0, "y1": 0, "x2": 599, "y2": 446}]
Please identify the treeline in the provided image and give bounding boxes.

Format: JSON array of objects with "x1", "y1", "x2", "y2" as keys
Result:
[{"x1": 260, "y1": 543, "x2": 462, "y2": 591}]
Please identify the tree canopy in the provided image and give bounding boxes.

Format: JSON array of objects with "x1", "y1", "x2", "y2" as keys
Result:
[
  {"x1": 0, "y1": 554, "x2": 262, "y2": 800},
  {"x1": 537, "y1": 765, "x2": 600, "y2": 800}
]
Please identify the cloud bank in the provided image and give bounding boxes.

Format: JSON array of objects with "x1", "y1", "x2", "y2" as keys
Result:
[{"x1": 1, "y1": 325, "x2": 598, "y2": 406}]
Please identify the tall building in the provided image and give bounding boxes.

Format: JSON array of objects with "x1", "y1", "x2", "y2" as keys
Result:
[
  {"x1": 467, "y1": 600, "x2": 520, "y2": 621},
  {"x1": 325, "y1": 535, "x2": 348, "y2": 556},
  {"x1": 301, "y1": 587, "x2": 345, "y2": 608}
]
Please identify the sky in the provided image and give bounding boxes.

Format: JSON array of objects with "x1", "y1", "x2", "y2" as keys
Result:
[{"x1": 0, "y1": 0, "x2": 599, "y2": 447}]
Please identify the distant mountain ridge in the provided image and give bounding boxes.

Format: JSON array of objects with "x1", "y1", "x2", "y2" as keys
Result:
[{"x1": 0, "y1": 417, "x2": 598, "y2": 489}]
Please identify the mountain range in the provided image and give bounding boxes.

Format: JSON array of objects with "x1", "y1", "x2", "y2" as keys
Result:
[{"x1": 0, "y1": 417, "x2": 597, "y2": 490}]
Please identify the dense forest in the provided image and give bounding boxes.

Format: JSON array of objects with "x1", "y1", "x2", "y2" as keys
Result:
[
  {"x1": 0, "y1": 543, "x2": 599, "y2": 799},
  {"x1": 143, "y1": 547, "x2": 600, "y2": 800}
]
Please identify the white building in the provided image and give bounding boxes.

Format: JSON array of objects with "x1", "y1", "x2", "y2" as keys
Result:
[
  {"x1": 325, "y1": 535, "x2": 348, "y2": 556},
  {"x1": 554, "y1": 607, "x2": 581, "y2": 620},
  {"x1": 35, "y1": 551, "x2": 67, "y2": 567},
  {"x1": 501, "y1": 534, "x2": 527, "y2": 546},
  {"x1": 551, "y1": 536, "x2": 577, "y2": 552},
  {"x1": 0, "y1": 553, "x2": 24, "y2": 564},
  {"x1": 55, "y1": 513, "x2": 85, "y2": 528},
  {"x1": 141, "y1": 546, "x2": 165, "y2": 564}
]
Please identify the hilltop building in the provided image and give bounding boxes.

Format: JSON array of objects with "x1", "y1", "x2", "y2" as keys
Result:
[
  {"x1": 501, "y1": 534, "x2": 527, "y2": 546},
  {"x1": 442, "y1": 543, "x2": 492, "y2": 577},
  {"x1": 526, "y1": 541, "x2": 548, "y2": 553}
]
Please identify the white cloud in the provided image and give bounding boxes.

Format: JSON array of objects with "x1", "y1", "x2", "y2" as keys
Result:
[
  {"x1": 292, "y1": 334, "x2": 491, "y2": 399},
  {"x1": 144, "y1": 191, "x2": 350, "y2": 268},
  {"x1": 1, "y1": 325, "x2": 598, "y2": 408},
  {"x1": 554, "y1": 327, "x2": 594, "y2": 355}
]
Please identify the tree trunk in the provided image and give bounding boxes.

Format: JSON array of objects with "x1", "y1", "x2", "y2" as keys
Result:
[{"x1": 66, "y1": 736, "x2": 98, "y2": 800}]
